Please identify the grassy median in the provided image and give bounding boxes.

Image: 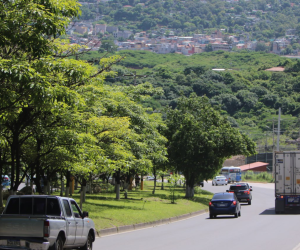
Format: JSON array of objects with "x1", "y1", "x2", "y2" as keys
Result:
[
  {"x1": 1, "y1": 181, "x2": 213, "y2": 232},
  {"x1": 67, "y1": 181, "x2": 212, "y2": 232}
]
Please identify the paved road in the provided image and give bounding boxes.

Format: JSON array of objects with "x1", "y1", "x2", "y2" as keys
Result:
[{"x1": 94, "y1": 181, "x2": 300, "y2": 250}]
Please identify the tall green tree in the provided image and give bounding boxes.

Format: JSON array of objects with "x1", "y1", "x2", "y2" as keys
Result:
[{"x1": 165, "y1": 94, "x2": 256, "y2": 198}]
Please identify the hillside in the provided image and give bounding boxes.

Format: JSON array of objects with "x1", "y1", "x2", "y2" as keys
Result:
[
  {"x1": 79, "y1": 0, "x2": 300, "y2": 42},
  {"x1": 80, "y1": 50, "x2": 300, "y2": 151}
]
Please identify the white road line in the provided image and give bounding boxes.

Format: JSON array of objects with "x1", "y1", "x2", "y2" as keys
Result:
[{"x1": 292, "y1": 243, "x2": 300, "y2": 250}]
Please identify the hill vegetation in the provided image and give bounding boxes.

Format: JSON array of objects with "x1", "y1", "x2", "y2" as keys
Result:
[
  {"x1": 81, "y1": 0, "x2": 300, "y2": 41},
  {"x1": 79, "y1": 50, "x2": 300, "y2": 151}
]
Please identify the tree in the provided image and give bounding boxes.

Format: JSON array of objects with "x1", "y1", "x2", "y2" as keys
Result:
[
  {"x1": 0, "y1": 0, "x2": 126, "y2": 198},
  {"x1": 165, "y1": 94, "x2": 256, "y2": 198},
  {"x1": 99, "y1": 40, "x2": 118, "y2": 53},
  {"x1": 205, "y1": 44, "x2": 213, "y2": 52},
  {"x1": 139, "y1": 18, "x2": 157, "y2": 30},
  {"x1": 0, "y1": 0, "x2": 82, "y2": 194}
]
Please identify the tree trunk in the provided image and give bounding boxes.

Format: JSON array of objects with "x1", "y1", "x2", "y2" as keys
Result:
[
  {"x1": 161, "y1": 175, "x2": 164, "y2": 190},
  {"x1": 43, "y1": 177, "x2": 48, "y2": 194},
  {"x1": 115, "y1": 170, "x2": 121, "y2": 200},
  {"x1": 75, "y1": 179, "x2": 78, "y2": 190},
  {"x1": 89, "y1": 173, "x2": 93, "y2": 194},
  {"x1": 65, "y1": 171, "x2": 70, "y2": 197},
  {"x1": 152, "y1": 169, "x2": 157, "y2": 194},
  {"x1": 0, "y1": 186, "x2": 3, "y2": 208},
  {"x1": 185, "y1": 173, "x2": 195, "y2": 198},
  {"x1": 0, "y1": 155, "x2": 3, "y2": 208},
  {"x1": 30, "y1": 170, "x2": 34, "y2": 194},
  {"x1": 185, "y1": 185, "x2": 195, "y2": 198},
  {"x1": 82, "y1": 178, "x2": 87, "y2": 202},
  {"x1": 152, "y1": 175, "x2": 157, "y2": 194},
  {"x1": 60, "y1": 174, "x2": 64, "y2": 196},
  {"x1": 140, "y1": 174, "x2": 144, "y2": 190},
  {"x1": 47, "y1": 180, "x2": 51, "y2": 195}
]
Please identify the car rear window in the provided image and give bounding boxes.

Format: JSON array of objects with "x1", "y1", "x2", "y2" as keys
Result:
[
  {"x1": 230, "y1": 185, "x2": 247, "y2": 191},
  {"x1": 213, "y1": 193, "x2": 234, "y2": 199},
  {"x1": 4, "y1": 197, "x2": 61, "y2": 216}
]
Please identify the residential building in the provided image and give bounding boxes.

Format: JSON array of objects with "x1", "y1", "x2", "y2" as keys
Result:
[{"x1": 94, "y1": 24, "x2": 106, "y2": 35}]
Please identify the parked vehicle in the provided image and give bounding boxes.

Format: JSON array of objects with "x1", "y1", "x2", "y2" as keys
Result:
[
  {"x1": 1, "y1": 175, "x2": 10, "y2": 187},
  {"x1": 219, "y1": 166, "x2": 242, "y2": 183},
  {"x1": 212, "y1": 176, "x2": 228, "y2": 186},
  {"x1": 274, "y1": 151, "x2": 300, "y2": 214},
  {"x1": 209, "y1": 192, "x2": 241, "y2": 219},
  {"x1": 227, "y1": 183, "x2": 252, "y2": 205},
  {"x1": 199, "y1": 180, "x2": 204, "y2": 187},
  {"x1": 0, "y1": 195, "x2": 96, "y2": 250}
]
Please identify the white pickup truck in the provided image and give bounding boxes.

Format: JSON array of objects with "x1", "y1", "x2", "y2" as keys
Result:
[{"x1": 0, "y1": 195, "x2": 96, "y2": 250}]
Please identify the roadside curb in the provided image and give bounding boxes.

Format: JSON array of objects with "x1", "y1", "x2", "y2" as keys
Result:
[{"x1": 97, "y1": 209, "x2": 207, "y2": 237}]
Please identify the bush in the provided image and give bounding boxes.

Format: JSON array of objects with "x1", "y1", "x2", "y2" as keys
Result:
[
  {"x1": 194, "y1": 186, "x2": 202, "y2": 194},
  {"x1": 242, "y1": 171, "x2": 274, "y2": 183}
]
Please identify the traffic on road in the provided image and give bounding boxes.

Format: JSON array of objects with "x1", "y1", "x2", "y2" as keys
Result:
[{"x1": 94, "y1": 181, "x2": 300, "y2": 250}]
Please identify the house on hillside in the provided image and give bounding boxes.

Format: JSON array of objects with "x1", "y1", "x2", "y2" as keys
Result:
[
  {"x1": 272, "y1": 38, "x2": 289, "y2": 54},
  {"x1": 94, "y1": 24, "x2": 106, "y2": 35}
]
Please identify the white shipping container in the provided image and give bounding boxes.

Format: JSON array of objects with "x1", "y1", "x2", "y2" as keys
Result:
[{"x1": 275, "y1": 151, "x2": 300, "y2": 195}]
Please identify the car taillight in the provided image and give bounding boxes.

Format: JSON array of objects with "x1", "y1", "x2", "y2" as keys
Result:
[
  {"x1": 244, "y1": 190, "x2": 250, "y2": 194},
  {"x1": 225, "y1": 179, "x2": 227, "y2": 181},
  {"x1": 209, "y1": 202, "x2": 214, "y2": 206},
  {"x1": 232, "y1": 201, "x2": 237, "y2": 205},
  {"x1": 228, "y1": 191, "x2": 234, "y2": 193},
  {"x1": 44, "y1": 221, "x2": 50, "y2": 237}
]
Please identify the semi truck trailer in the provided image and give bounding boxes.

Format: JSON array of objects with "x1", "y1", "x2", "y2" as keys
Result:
[{"x1": 274, "y1": 151, "x2": 300, "y2": 214}]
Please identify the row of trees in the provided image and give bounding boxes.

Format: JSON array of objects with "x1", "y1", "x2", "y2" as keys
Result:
[{"x1": 0, "y1": 0, "x2": 256, "y2": 208}]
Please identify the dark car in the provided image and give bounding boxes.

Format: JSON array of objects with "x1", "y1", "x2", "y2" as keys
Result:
[
  {"x1": 209, "y1": 192, "x2": 241, "y2": 219},
  {"x1": 227, "y1": 183, "x2": 252, "y2": 205},
  {"x1": 199, "y1": 180, "x2": 204, "y2": 187}
]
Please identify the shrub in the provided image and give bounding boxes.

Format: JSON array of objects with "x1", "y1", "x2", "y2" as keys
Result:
[{"x1": 194, "y1": 186, "x2": 202, "y2": 194}]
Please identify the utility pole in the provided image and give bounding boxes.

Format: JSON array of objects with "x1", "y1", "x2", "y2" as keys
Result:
[
  {"x1": 272, "y1": 118, "x2": 275, "y2": 150},
  {"x1": 277, "y1": 108, "x2": 281, "y2": 151}
]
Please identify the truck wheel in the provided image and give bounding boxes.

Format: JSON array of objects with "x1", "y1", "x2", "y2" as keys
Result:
[
  {"x1": 81, "y1": 233, "x2": 93, "y2": 250},
  {"x1": 50, "y1": 236, "x2": 63, "y2": 250}
]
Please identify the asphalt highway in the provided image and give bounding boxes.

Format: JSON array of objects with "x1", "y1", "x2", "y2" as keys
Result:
[{"x1": 94, "y1": 181, "x2": 300, "y2": 250}]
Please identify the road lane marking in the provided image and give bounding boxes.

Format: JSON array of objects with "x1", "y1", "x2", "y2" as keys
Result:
[{"x1": 292, "y1": 243, "x2": 300, "y2": 250}]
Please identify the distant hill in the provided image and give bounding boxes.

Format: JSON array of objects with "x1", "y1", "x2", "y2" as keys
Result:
[
  {"x1": 91, "y1": 49, "x2": 299, "y2": 152},
  {"x1": 79, "y1": 0, "x2": 300, "y2": 41}
]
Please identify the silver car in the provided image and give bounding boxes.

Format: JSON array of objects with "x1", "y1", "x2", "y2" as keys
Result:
[{"x1": 212, "y1": 176, "x2": 228, "y2": 186}]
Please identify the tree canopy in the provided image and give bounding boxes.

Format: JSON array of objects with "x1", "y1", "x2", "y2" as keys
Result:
[{"x1": 165, "y1": 94, "x2": 256, "y2": 198}]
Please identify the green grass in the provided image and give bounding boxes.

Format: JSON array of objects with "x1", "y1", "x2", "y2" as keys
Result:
[
  {"x1": 1, "y1": 181, "x2": 212, "y2": 232},
  {"x1": 67, "y1": 181, "x2": 212, "y2": 232},
  {"x1": 242, "y1": 171, "x2": 274, "y2": 183}
]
